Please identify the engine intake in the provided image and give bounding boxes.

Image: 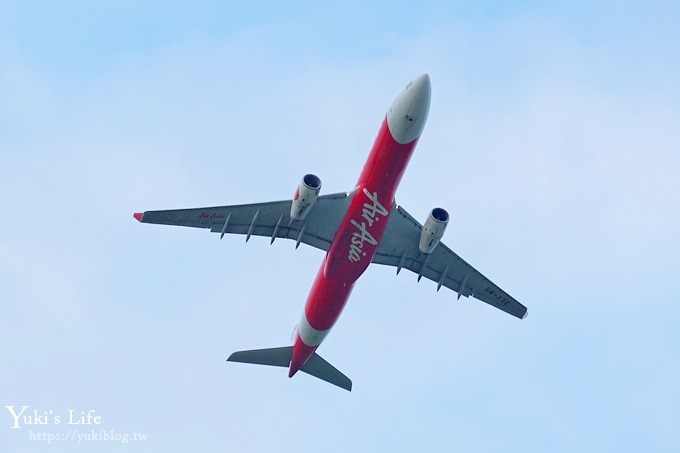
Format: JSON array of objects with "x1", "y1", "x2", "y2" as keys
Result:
[
  {"x1": 419, "y1": 207, "x2": 449, "y2": 253},
  {"x1": 290, "y1": 174, "x2": 321, "y2": 221}
]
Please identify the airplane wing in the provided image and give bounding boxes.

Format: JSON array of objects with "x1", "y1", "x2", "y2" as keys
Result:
[
  {"x1": 373, "y1": 204, "x2": 528, "y2": 319},
  {"x1": 136, "y1": 191, "x2": 353, "y2": 251}
]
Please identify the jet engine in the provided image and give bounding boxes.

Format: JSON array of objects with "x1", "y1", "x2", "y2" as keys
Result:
[
  {"x1": 419, "y1": 207, "x2": 449, "y2": 253},
  {"x1": 290, "y1": 174, "x2": 321, "y2": 221}
]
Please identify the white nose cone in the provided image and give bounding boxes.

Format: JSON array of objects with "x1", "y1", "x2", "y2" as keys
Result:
[{"x1": 386, "y1": 73, "x2": 431, "y2": 144}]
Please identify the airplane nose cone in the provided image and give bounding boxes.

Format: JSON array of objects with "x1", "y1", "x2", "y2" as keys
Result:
[
  {"x1": 411, "y1": 73, "x2": 431, "y2": 96},
  {"x1": 386, "y1": 73, "x2": 431, "y2": 144}
]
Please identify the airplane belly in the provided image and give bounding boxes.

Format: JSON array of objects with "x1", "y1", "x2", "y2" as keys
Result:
[
  {"x1": 300, "y1": 119, "x2": 421, "y2": 340},
  {"x1": 300, "y1": 186, "x2": 395, "y2": 337},
  {"x1": 303, "y1": 258, "x2": 355, "y2": 332}
]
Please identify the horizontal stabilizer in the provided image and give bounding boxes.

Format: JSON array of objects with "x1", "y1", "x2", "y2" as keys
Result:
[
  {"x1": 301, "y1": 352, "x2": 352, "y2": 391},
  {"x1": 228, "y1": 347, "x2": 292, "y2": 368},
  {"x1": 227, "y1": 347, "x2": 352, "y2": 391}
]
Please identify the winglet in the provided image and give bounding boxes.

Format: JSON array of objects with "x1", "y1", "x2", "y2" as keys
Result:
[
  {"x1": 522, "y1": 310, "x2": 529, "y2": 320},
  {"x1": 133, "y1": 212, "x2": 144, "y2": 222}
]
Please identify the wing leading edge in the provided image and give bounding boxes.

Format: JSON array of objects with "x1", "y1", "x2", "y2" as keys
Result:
[
  {"x1": 373, "y1": 205, "x2": 528, "y2": 319},
  {"x1": 135, "y1": 191, "x2": 353, "y2": 251}
]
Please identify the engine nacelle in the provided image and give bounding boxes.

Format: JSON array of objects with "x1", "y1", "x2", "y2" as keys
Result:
[
  {"x1": 419, "y1": 207, "x2": 449, "y2": 254},
  {"x1": 290, "y1": 174, "x2": 321, "y2": 221}
]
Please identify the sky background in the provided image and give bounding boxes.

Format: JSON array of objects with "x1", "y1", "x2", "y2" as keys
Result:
[{"x1": 1, "y1": 1, "x2": 679, "y2": 451}]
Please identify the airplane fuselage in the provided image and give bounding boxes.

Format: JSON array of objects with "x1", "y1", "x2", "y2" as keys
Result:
[{"x1": 290, "y1": 75, "x2": 431, "y2": 376}]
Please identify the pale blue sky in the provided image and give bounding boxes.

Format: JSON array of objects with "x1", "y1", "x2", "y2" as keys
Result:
[{"x1": 2, "y1": 1, "x2": 679, "y2": 452}]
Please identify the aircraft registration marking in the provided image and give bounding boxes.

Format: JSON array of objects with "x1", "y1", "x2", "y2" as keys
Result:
[
  {"x1": 199, "y1": 211, "x2": 225, "y2": 222},
  {"x1": 484, "y1": 286, "x2": 511, "y2": 306}
]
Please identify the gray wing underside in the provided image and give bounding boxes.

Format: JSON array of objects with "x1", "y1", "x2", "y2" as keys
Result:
[
  {"x1": 138, "y1": 191, "x2": 353, "y2": 251},
  {"x1": 373, "y1": 205, "x2": 528, "y2": 319}
]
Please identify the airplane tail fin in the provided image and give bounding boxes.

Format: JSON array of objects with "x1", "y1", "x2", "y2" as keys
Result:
[{"x1": 227, "y1": 347, "x2": 352, "y2": 391}]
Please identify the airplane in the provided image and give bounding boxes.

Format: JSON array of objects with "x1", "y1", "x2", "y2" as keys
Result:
[{"x1": 133, "y1": 74, "x2": 527, "y2": 392}]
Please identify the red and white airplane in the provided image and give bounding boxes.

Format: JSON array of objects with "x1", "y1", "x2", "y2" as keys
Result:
[{"x1": 134, "y1": 74, "x2": 527, "y2": 391}]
